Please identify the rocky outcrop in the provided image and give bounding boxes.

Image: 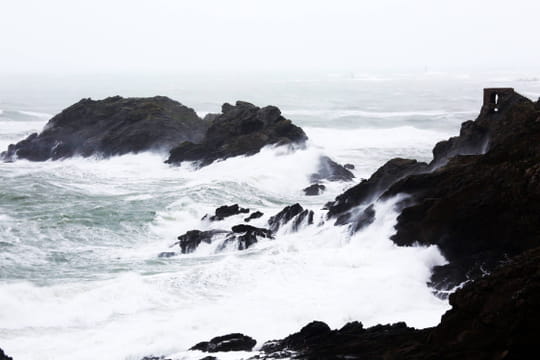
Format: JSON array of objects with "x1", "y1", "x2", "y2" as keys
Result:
[
  {"x1": 303, "y1": 184, "x2": 325, "y2": 196},
  {"x1": 382, "y1": 91, "x2": 540, "y2": 290},
  {"x1": 191, "y1": 333, "x2": 256, "y2": 353},
  {"x1": 203, "y1": 204, "x2": 250, "y2": 221},
  {"x1": 325, "y1": 158, "x2": 429, "y2": 223},
  {"x1": 326, "y1": 89, "x2": 540, "y2": 289},
  {"x1": 268, "y1": 204, "x2": 314, "y2": 232},
  {"x1": 1, "y1": 96, "x2": 209, "y2": 161},
  {"x1": 253, "y1": 247, "x2": 540, "y2": 359},
  {"x1": 166, "y1": 101, "x2": 307, "y2": 167},
  {"x1": 310, "y1": 156, "x2": 355, "y2": 183},
  {"x1": 175, "y1": 225, "x2": 273, "y2": 254}
]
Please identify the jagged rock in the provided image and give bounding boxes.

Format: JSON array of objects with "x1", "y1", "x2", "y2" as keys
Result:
[
  {"x1": 166, "y1": 101, "x2": 307, "y2": 167},
  {"x1": 382, "y1": 91, "x2": 540, "y2": 290},
  {"x1": 268, "y1": 204, "x2": 314, "y2": 232},
  {"x1": 203, "y1": 204, "x2": 249, "y2": 221},
  {"x1": 244, "y1": 211, "x2": 263, "y2": 222},
  {"x1": 344, "y1": 163, "x2": 355, "y2": 170},
  {"x1": 310, "y1": 156, "x2": 355, "y2": 182},
  {"x1": 191, "y1": 333, "x2": 256, "y2": 352},
  {"x1": 226, "y1": 224, "x2": 273, "y2": 250},
  {"x1": 175, "y1": 229, "x2": 229, "y2": 254},
  {"x1": 256, "y1": 247, "x2": 540, "y2": 359},
  {"x1": 0, "y1": 348, "x2": 12, "y2": 360},
  {"x1": 1, "y1": 96, "x2": 209, "y2": 161},
  {"x1": 326, "y1": 158, "x2": 429, "y2": 222},
  {"x1": 303, "y1": 184, "x2": 325, "y2": 196}
]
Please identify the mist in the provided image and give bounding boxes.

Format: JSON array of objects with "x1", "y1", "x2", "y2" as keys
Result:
[{"x1": 1, "y1": 0, "x2": 539, "y2": 75}]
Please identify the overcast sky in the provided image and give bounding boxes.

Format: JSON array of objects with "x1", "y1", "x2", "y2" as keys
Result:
[{"x1": 1, "y1": 0, "x2": 539, "y2": 75}]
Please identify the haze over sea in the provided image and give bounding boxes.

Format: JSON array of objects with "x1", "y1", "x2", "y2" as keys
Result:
[{"x1": 1, "y1": 70, "x2": 539, "y2": 359}]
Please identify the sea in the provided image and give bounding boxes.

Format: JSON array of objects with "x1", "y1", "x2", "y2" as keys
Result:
[{"x1": 1, "y1": 70, "x2": 539, "y2": 359}]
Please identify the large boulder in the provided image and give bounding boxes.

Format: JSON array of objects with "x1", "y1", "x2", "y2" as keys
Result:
[
  {"x1": 310, "y1": 156, "x2": 355, "y2": 182},
  {"x1": 166, "y1": 101, "x2": 307, "y2": 167},
  {"x1": 1, "y1": 96, "x2": 209, "y2": 161},
  {"x1": 268, "y1": 203, "x2": 314, "y2": 232}
]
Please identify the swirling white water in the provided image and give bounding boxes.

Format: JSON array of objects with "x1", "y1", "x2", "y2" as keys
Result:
[{"x1": 1, "y1": 71, "x2": 539, "y2": 359}]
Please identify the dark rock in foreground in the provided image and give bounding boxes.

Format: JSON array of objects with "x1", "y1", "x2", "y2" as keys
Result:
[
  {"x1": 191, "y1": 333, "x2": 256, "y2": 353},
  {"x1": 303, "y1": 184, "x2": 325, "y2": 196},
  {"x1": 166, "y1": 101, "x2": 307, "y2": 167},
  {"x1": 1, "y1": 96, "x2": 209, "y2": 161},
  {"x1": 310, "y1": 156, "x2": 355, "y2": 183},
  {"x1": 229, "y1": 224, "x2": 273, "y2": 250},
  {"x1": 203, "y1": 204, "x2": 250, "y2": 221},
  {"x1": 255, "y1": 247, "x2": 540, "y2": 359}
]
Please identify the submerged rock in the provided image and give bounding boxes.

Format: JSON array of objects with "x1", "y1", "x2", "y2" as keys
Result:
[
  {"x1": 303, "y1": 184, "x2": 325, "y2": 196},
  {"x1": 344, "y1": 163, "x2": 355, "y2": 170},
  {"x1": 1, "y1": 96, "x2": 209, "y2": 161},
  {"x1": 310, "y1": 156, "x2": 355, "y2": 182},
  {"x1": 225, "y1": 224, "x2": 273, "y2": 250},
  {"x1": 191, "y1": 333, "x2": 257, "y2": 353},
  {"x1": 166, "y1": 101, "x2": 307, "y2": 167}
]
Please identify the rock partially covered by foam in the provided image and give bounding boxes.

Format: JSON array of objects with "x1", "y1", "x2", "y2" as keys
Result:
[
  {"x1": 1, "y1": 96, "x2": 209, "y2": 161},
  {"x1": 191, "y1": 333, "x2": 256, "y2": 352},
  {"x1": 166, "y1": 101, "x2": 307, "y2": 167}
]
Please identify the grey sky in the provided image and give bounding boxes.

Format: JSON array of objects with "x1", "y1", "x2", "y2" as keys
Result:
[{"x1": 1, "y1": 0, "x2": 539, "y2": 74}]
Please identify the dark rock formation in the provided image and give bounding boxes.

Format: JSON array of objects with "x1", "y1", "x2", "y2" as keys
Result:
[
  {"x1": 175, "y1": 229, "x2": 229, "y2": 254},
  {"x1": 175, "y1": 225, "x2": 273, "y2": 254},
  {"x1": 0, "y1": 348, "x2": 12, "y2": 360},
  {"x1": 326, "y1": 158, "x2": 429, "y2": 223},
  {"x1": 166, "y1": 101, "x2": 307, "y2": 167},
  {"x1": 203, "y1": 204, "x2": 249, "y2": 221},
  {"x1": 268, "y1": 204, "x2": 314, "y2": 232},
  {"x1": 325, "y1": 89, "x2": 540, "y2": 289},
  {"x1": 191, "y1": 333, "x2": 256, "y2": 353},
  {"x1": 226, "y1": 224, "x2": 273, "y2": 250},
  {"x1": 382, "y1": 90, "x2": 540, "y2": 289},
  {"x1": 1, "y1": 96, "x2": 209, "y2": 161},
  {"x1": 344, "y1": 163, "x2": 355, "y2": 170},
  {"x1": 310, "y1": 156, "x2": 355, "y2": 183},
  {"x1": 244, "y1": 211, "x2": 264, "y2": 222},
  {"x1": 254, "y1": 247, "x2": 540, "y2": 359},
  {"x1": 303, "y1": 184, "x2": 326, "y2": 196}
]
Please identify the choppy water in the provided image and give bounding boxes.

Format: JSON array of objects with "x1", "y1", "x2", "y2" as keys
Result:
[{"x1": 1, "y1": 71, "x2": 539, "y2": 359}]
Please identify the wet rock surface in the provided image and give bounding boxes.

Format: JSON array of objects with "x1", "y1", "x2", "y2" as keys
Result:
[
  {"x1": 191, "y1": 333, "x2": 256, "y2": 353},
  {"x1": 310, "y1": 156, "x2": 355, "y2": 183},
  {"x1": 166, "y1": 101, "x2": 307, "y2": 167},
  {"x1": 175, "y1": 229, "x2": 229, "y2": 253},
  {"x1": 326, "y1": 90, "x2": 540, "y2": 289},
  {"x1": 203, "y1": 204, "x2": 250, "y2": 221},
  {"x1": 303, "y1": 184, "x2": 325, "y2": 196},
  {"x1": 268, "y1": 204, "x2": 314, "y2": 232},
  {"x1": 1, "y1": 96, "x2": 209, "y2": 161}
]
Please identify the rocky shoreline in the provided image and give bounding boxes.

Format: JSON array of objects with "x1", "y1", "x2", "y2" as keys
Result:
[{"x1": 2, "y1": 88, "x2": 539, "y2": 359}]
